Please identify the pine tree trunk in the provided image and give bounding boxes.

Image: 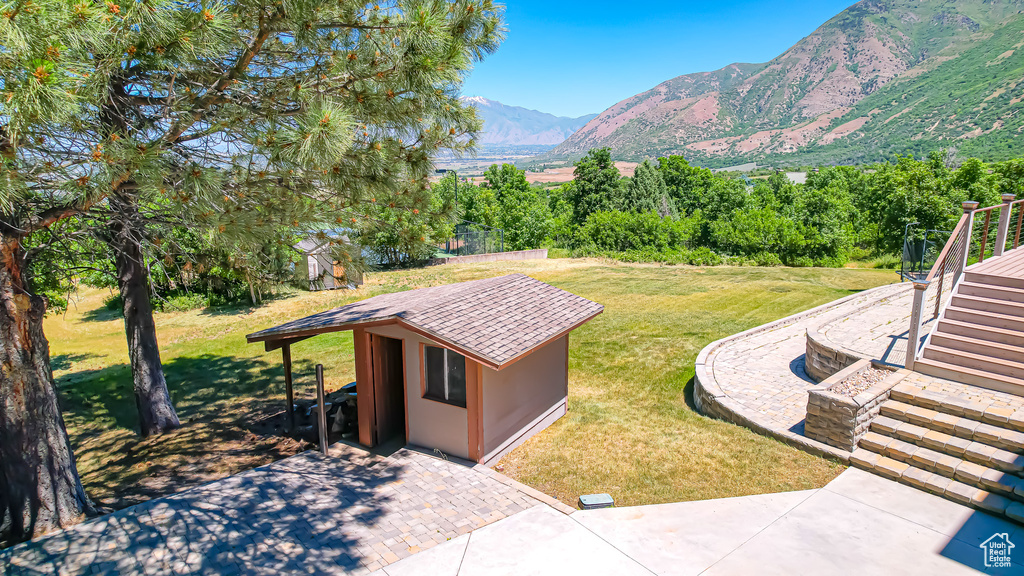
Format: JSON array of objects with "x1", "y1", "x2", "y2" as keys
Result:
[
  {"x1": 107, "y1": 195, "x2": 180, "y2": 437},
  {"x1": 0, "y1": 235, "x2": 93, "y2": 546}
]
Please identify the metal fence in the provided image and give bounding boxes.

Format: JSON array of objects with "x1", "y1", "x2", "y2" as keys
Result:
[
  {"x1": 900, "y1": 223, "x2": 950, "y2": 282},
  {"x1": 438, "y1": 221, "x2": 505, "y2": 257}
]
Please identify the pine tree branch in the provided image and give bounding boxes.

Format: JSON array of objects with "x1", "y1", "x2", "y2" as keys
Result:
[{"x1": 162, "y1": 10, "x2": 284, "y2": 145}]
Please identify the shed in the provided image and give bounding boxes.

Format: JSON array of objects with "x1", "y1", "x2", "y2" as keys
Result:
[
  {"x1": 247, "y1": 274, "x2": 603, "y2": 465},
  {"x1": 296, "y1": 236, "x2": 363, "y2": 291}
]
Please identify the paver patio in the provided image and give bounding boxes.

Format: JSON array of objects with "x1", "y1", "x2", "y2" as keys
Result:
[
  {"x1": 698, "y1": 283, "x2": 907, "y2": 450},
  {"x1": 697, "y1": 279, "x2": 1024, "y2": 460},
  {"x1": 0, "y1": 444, "x2": 547, "y2": 575}
]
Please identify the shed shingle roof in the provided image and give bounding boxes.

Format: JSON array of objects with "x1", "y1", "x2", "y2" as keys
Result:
[{"x1": 246, "y1": 274, "x2": 603, "y2": 368}]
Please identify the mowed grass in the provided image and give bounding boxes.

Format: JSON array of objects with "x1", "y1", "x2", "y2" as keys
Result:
[{"x1": 46, "y1": 258, "x2": 896, "y2": 509}]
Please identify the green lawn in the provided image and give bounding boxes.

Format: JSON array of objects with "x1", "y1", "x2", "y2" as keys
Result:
[{"x1": 48, "y1": 258, "x2": 896, "y2": 509}]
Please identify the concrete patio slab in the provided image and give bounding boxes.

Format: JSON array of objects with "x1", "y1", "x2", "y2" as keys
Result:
[
  {"x1": 376, "y1": 467, "x2": 1023, "y2": 576},
  {"x1": 825, "y1": 467, "x2": 1023, "y2": 543},
  {"x1": 457, "y1": 504, "x2": 653, "y2": 576},
  {"x1": 378, "y1": 504, "x2": 654, "y2": 576},
  {"x1": 373, "y1": 534, "x2": 469, "y2": 576},
  {"x1": 572, "y1": 490, "x2": 815, "y2": 576}
]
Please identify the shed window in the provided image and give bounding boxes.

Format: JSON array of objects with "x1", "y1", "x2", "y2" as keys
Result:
[{"x1": 424, "y1": 346, "x2": 467, "y2": 408}]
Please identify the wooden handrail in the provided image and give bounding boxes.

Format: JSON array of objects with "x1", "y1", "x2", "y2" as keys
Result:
[{"x1": 925, "y1": 212, "x2": 970, "y2": 282}]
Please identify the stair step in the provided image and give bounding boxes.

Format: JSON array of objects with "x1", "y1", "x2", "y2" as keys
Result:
[
  {"x1": 859, "y1": 432, "x2": 1024, "y2": 501},
  {"x1": 944, "y1": 306, "x2": 1024, "y2": 332},
  {"x1": 959, "y1": 281, "x2": 1024, "y2": 304},
  {"x1": 923, "y1": 344, "x2": 1024, "y2": 380},
  {"x1": 966, "y1": 271, "x2": 1024, "y2": 291},
  {"x1": 868, "y1": 416, "x2": 1024, "y2": 473},
  {"x1": 913, "y1": 357, "x2": 1024, "y2": 398},
  {"x1": 937, "y1": 318, "x2": 1024, "y2": 348},
  {"x1": 878, "y1": 400, "x2": 1024, "y2": 452},
  {"x1": 850, "y1": 449, "x2": 1015, "y2": 517},
  {"x1": 951, "y1": 294, "x2": 1024, "y2": 318},
  {"x1": 929, "y1": 332, "x2": 1024, "y2": 363},
  {"x1": 889, "y1": 384, "x2": 1024, "y2": 430}
]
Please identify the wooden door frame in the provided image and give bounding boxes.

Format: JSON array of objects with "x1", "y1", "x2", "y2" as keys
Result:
[
  {"x1": 356, "y1": 331, "x2": 409, "y2": 448},
  {"x1": 466, "y1": 360, "x2": 483, "y2": 462}
]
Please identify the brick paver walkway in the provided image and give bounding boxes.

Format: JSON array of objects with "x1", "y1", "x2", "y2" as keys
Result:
[
  {"x1": 0, "y1": 445, "x2": 543, "y2": 575},
  {"x1": 817, "y1": 280, "x2": 948, "y2": 367},
  {"x1": 699, "y1": 278, "x2": 1023, "y2": 460},
  {"x1": 705, "y1": 283, "x2": 909, "y2": 434}
]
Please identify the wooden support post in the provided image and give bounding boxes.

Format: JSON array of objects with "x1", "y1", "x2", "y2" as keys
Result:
[
  {"x1": 906, "y1": 280, "x2": 930, "y2": 371},
  {"x1": 282, "y1": 344, "x2": 295, "y2": 432},
  {"x1": 353, "y1": 328, "x2": 375, "y2": 448},
  {"x1": 958, "y1": 201, "x2": 979, "y2": 276},
  {"x1": 995, "y1": 194, "x2": 1017, "y2": 258},
  {"x1": 316, "y1": 364, "x2": 328, "y2": 455}
]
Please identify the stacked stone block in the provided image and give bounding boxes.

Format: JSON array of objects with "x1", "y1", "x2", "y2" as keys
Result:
[
  {"x1": 805, "y1": 360, "x2": 908, "y2": 452},
  {"x1": 804, "y1": 329, "x2": 862, "y2": 382}
]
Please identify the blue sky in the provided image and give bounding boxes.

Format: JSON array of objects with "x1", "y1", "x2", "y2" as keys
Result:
[{"x1": 461, "y1": 0, "x2": 856, "y2": 118}]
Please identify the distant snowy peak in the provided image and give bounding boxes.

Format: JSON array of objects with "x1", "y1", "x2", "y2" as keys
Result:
[
  {"x1": 460, "y1": 95, "x2": 494, "y2": 107},
  {"x1": 458, "y1": 96, "x2": 597, "y2": 146}
]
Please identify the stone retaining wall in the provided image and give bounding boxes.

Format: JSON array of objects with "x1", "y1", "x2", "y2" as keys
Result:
[
  {"x1": 805, "y1": 328, "x2": 863, "y2": 382},
  {"x1": 805, "y1": 360, "x2": 909, "y2": 452}
]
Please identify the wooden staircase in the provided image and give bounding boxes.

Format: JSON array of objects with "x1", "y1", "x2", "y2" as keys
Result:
[
  {"x1": 915, "y1": 252, "x2": 1024, "y2": 396},
  {"x1": 852, "y1": 383, "x2": 1024, "y2": 523}
]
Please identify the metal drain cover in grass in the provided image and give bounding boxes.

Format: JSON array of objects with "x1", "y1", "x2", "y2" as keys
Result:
[{"x1": 578, "y1": 493, "x2": 614, "y2": 510}]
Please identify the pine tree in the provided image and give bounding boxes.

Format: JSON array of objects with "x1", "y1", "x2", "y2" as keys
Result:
[
  {"x1": 621, "y1": 159, "x2": 669, "y2": 214},
  {"x1": 0, "y1": 0, "x2": 503, "y2": 543}
]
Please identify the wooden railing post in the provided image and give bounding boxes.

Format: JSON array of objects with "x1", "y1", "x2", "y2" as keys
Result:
[
  {"x1": 958, "y1": 201, "x2": 979, "y2": 276},
  {"x1": 906, "y1": 280, "x2": 930, "y2": 370},
  {"x1": 995, "y1": 194, "x2": 1017, "y2": 257},
  {"x1": 282, "y1": 343, "x2": 295, "y2": 432}
]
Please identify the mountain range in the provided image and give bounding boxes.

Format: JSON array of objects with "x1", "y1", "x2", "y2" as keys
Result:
[
  {"x1": 460, "y1": 96, "x2": 597, "y2": 146},
  {"x1": 540, "y1": 0, "x2": 1024, "y2": 167}
]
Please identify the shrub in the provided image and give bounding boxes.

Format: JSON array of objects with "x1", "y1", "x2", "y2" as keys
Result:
[
  {"x1": 751, "y1": 252, "x2": 783, "y2": 267},
  {"x1": 685, "y1": 247, "x2": 723, "y2": 266},
  {"x1": 158, "y1": 293, "x2": 209, "y2": 312},
  {"x1": 104, "y1": 293, "x2": 123, "y2": 311},
  {"x1": 871, "y1": 253, "x2": 902, "y2": 269},
  {"x1": 571, "y1": 210, "x2": 697, "y2": 253}
]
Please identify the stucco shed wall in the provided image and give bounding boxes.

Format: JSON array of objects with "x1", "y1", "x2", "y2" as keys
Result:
[
  {"x1": 365, "y1": 325, "x2": 469, "y2": 460},
  {"x1": 481, "y1": 336, "x2": 568, "y2": 464}
]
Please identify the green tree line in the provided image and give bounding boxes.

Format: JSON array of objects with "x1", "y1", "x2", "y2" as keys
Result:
[{"x1": 371, "y1": 148, "x2": 1023, "y2": 268}]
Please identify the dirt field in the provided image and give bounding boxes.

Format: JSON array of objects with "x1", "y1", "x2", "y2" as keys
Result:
[{"x1": 461, "y1": 161, "x2": 639, "y2": 186}]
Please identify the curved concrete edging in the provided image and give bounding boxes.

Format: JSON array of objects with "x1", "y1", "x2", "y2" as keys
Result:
[{"x1": 693, "y1": 282, "x2": 910, "y2": 464}]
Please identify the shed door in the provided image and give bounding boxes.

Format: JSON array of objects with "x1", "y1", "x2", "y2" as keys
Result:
[{"x1": 370, "y1": 335, "x2": 406, "y2": 445}]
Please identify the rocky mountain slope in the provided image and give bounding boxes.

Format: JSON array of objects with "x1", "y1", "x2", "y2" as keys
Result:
[
  {"x1": 542, "y1": 0, "x2": 1024, "y2": 167},
  {"x1": 461, "y1": 96, "x2": 597, "y2": 146}
]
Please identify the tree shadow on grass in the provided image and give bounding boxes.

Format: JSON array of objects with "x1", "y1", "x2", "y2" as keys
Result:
[
  {"x1": 50, "y1": 352, "x2": 100, "y2": 372},
  {"x1": 56, "y1": 352, "x2": 329, "y2": 510},
  {"x1": 78, "y1": 304, "x2": 123, "y2": 323}
]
